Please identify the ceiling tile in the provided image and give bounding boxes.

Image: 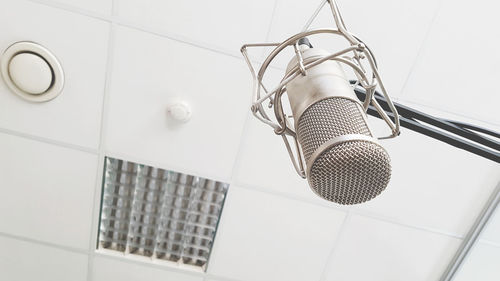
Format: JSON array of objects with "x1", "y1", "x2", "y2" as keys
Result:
[
  {"x1": 207, "y1": 186, "x2": 346, "y2": 281},
  {"x1": 265, "y1": 0, "x2": 440, "y2": 96},
  {"x1": 323, "y1": 214, "x2": 461, "y2": 281},
  {"x1": 453, "y1": 242, "x2": 500, "y2": 281},
  {"x1": 115, "y1": 0, "x2": 276, "y2": 54},
  {"x1": 402, "y1": 0, "x2": 500, "y2": 125},
  {"x1": 105, "y1": 26, "x2": 252, "y2": 181},
  {"x1": 0, "y1": 133, "x2": 98, "y2": 250},
  {"x1": 352, "y1": 113, "x2": 500, "y2": 236},
  {"x1": 0, "y1": 0, "x2": 109, "y2": 149},
  {"x1": 0, "y1": 235, "x2": 88, "y2": 281},
  {"x1": 92, "y1": 255, "x2": 203, "y2": 281}
]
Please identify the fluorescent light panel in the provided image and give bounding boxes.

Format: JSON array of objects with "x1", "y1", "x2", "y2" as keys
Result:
[{"x1": 98, "y1": 157, "x2": 228, "y2": 270}]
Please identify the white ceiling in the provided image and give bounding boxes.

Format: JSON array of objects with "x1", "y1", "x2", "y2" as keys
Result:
[{"x1": 0, "y1": 0, "x2": 499, "y2": 281}]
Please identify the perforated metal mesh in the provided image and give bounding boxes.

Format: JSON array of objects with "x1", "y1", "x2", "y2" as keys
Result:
[
  {"x1": 98, "y1": 157, "x2": 228, "y2": 270},
  {"x1": 309, "y1": 141, "x2": 391, "y2": 204},
  {"x1": 297, "y1": 97, "x2": 391, "y2": 205},
  {"x1": 297, "y1": 98, "x2": 371, "y2": 160}
]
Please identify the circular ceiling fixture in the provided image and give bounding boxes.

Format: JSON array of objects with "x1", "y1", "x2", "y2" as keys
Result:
[
  {"x1": 167, "y1": 101, "x2": 192, "y2": 123},
  {"x1": 1, "y1": 41, "x2": 64, "y2": 102}
]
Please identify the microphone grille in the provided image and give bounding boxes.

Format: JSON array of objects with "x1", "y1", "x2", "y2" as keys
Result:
[
  {"x1": 297, "y1": 98, "x2": 371, "y2": 160},
  {"x1": 308, "y1": 140, "x2": 391, "y2": 204},
  {"x1": 297, "y1": 97, "x2": 391, "y2": 205}
]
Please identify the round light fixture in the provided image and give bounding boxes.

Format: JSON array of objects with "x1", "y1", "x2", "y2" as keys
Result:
[{"x1": 1, "y1": 41, "x2": 64, "y2": 102}]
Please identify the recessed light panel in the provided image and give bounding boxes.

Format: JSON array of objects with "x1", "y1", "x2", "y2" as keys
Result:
[{"x1": 98, "y1": 157, "x2": 228, "y2": 270}]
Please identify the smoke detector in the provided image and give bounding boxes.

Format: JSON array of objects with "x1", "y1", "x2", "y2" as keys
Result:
[
  {"x1": 0, "y1": 41, "x2": 64, "y2": 102},
  {"x1": 167, "y1": 101, "x2": 192, "y2": 123}
]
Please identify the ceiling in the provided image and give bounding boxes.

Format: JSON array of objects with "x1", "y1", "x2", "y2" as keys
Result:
[{"x1": 0, "y1": 0, "x2": 499, "y2": 281}]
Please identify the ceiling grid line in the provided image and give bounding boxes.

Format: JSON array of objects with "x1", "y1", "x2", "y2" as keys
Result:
[
  {"x1": 350, "y1": 209, "x2": 464, "y2": 240},
  {"x1": 258, "y1": 0, "x2": 280, "y2": 60},
  {"x1": 25, "y1": 0, "x2": 243, "y2": 60},
  {"x1": 396, "y1": 0, "x2": 445, "y2": 99},
  {"x1": 205, "y1": 112, "x2": 255, "y2": 280},
  {"x1": 26, "y1": 0, "x2": 111, "y2": 22},
  {"x1": 231, "y1": 180, "x2": 349, "y2": 210},
  {"x1": 226, "y1": 113, "x2": 255, "y2": 183},
  {"x1": 0, "y1": 231, "x2": 89, "y2": 255},
  {"x1": 479, "y1": 240, "x2": 500, "y2": 249},
  {"x1": 103, "y1": 149, "x2": 230, "y2": 185},
  {"x1": 0, "y1": 127, "x2": 98, "y2": 154},
  {"x1": 232, "y1": 182, "x2": 465, "y2": 240},
  {"x1": 93, "y1": 252, "x2": 243, "y2": 281},
  {"x1": 318, "y1": 212, "x2": 353, "y2": 281},
  {"x1": 263, "y1": 0, "x2": 280, "y2": 42},
  {"x1": 85, "y1": 10, "x2": 117, "y2": 281}
]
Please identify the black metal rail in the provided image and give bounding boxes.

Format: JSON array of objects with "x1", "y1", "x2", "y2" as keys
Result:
[{"x1": 352, "y1": 85, "x2": 500, "y2": 163}]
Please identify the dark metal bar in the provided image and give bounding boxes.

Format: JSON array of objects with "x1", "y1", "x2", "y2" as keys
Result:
[
  {"x1": 442, "y1": 120, "x2": 500, "y2": 139},
  {"x1": 352, "y1": 87, "x2": 500, "y2": 163},
  {"x1": 370, "y1": 91, "x2": 500, "y2": 151}
]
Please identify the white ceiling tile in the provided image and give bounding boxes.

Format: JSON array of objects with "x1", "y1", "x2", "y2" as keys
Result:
[
  {"x1": 265, "y1": 0, "x2": 440, "y2": 96},
  {"x1": 323, "y1": 214, "x2": 461, "y2": 281},
  {"x1": 0, "y1": 133, "x2": 98, "y2": 250},
  {"x1": 42, "y1": 0, "x2": 112, "y2": 15},
  {"x1": 402, "y1": 0, "x2": 500, "y2": 125},
  {"x1": 107, "y1": 28, "x2": 251, "y2": 179},
  {"x1": 115, "y1": 0, "x2": 276, "y2": 54},
  {"x1": 0, "y1": 0, "x2": 109, "y2": 149},
  {"x1": 0, "y1": 235, "x2": 88, "y2": 281},
  {"x1": 353, "y1": 114, "x2": 500, "y2": 236},
  {"x1": 208, "y1": 186, "x2": 346, "y2": 281},
  {"x1": 453, "y1": 242, "x2": 500, "y2": 281},
  {"x1": 92, "y1": 255, "x2": 203, "y2": 281},
  {"x1": 105, "y1": 26, "x2": 251, "y2": 181}
]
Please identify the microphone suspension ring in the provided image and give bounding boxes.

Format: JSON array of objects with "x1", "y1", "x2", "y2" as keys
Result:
[{"x1": 240, "y1": 0, "x2": 401, "y2": 177}]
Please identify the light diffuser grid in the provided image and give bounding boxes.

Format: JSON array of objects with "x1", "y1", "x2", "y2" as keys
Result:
[{"x1": 98, "y1": 157, "x2": 229, "y2": 270}]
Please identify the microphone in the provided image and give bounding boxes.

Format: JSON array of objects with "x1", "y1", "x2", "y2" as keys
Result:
[
  {"x1": 240, "y1": 0, "x2": 400, "y2": 205},
  {"x1": 286, "y1": 40, "x2": 391, "y2": 204}
]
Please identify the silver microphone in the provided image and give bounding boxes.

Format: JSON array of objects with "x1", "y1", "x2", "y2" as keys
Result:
[
  {"x1": 286, "y1": 42, "x2": 391, "y2": 205},
  {"x1": 240, "y1": 0, "x2": 400, "y2": 205}
]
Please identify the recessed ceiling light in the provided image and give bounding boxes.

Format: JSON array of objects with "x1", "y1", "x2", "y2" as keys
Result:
[{"x1": 98, "y1": 157, "x2": 229, "y2": 270}]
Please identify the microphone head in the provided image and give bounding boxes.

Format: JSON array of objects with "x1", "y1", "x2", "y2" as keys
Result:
[{"x1": 297, "y1": 97, "x2": 392, "y2": 205}]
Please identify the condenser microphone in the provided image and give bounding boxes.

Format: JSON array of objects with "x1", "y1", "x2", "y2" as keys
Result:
[
  {"x1": 286, "y1": 40, "x2": 391, "y2": 205},
  {"x1": 240, "y1": 0, "x2": 400, "y2": 205}
]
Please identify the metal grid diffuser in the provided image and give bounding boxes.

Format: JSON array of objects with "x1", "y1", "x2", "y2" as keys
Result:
[{"x1": 98, "y1": 157, "x2": 228, "y2": 270}]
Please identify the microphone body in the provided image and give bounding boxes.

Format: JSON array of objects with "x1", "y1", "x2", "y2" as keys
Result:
[{"x1": 286, "y1": 47, "x2": 391, "y2": 205}]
